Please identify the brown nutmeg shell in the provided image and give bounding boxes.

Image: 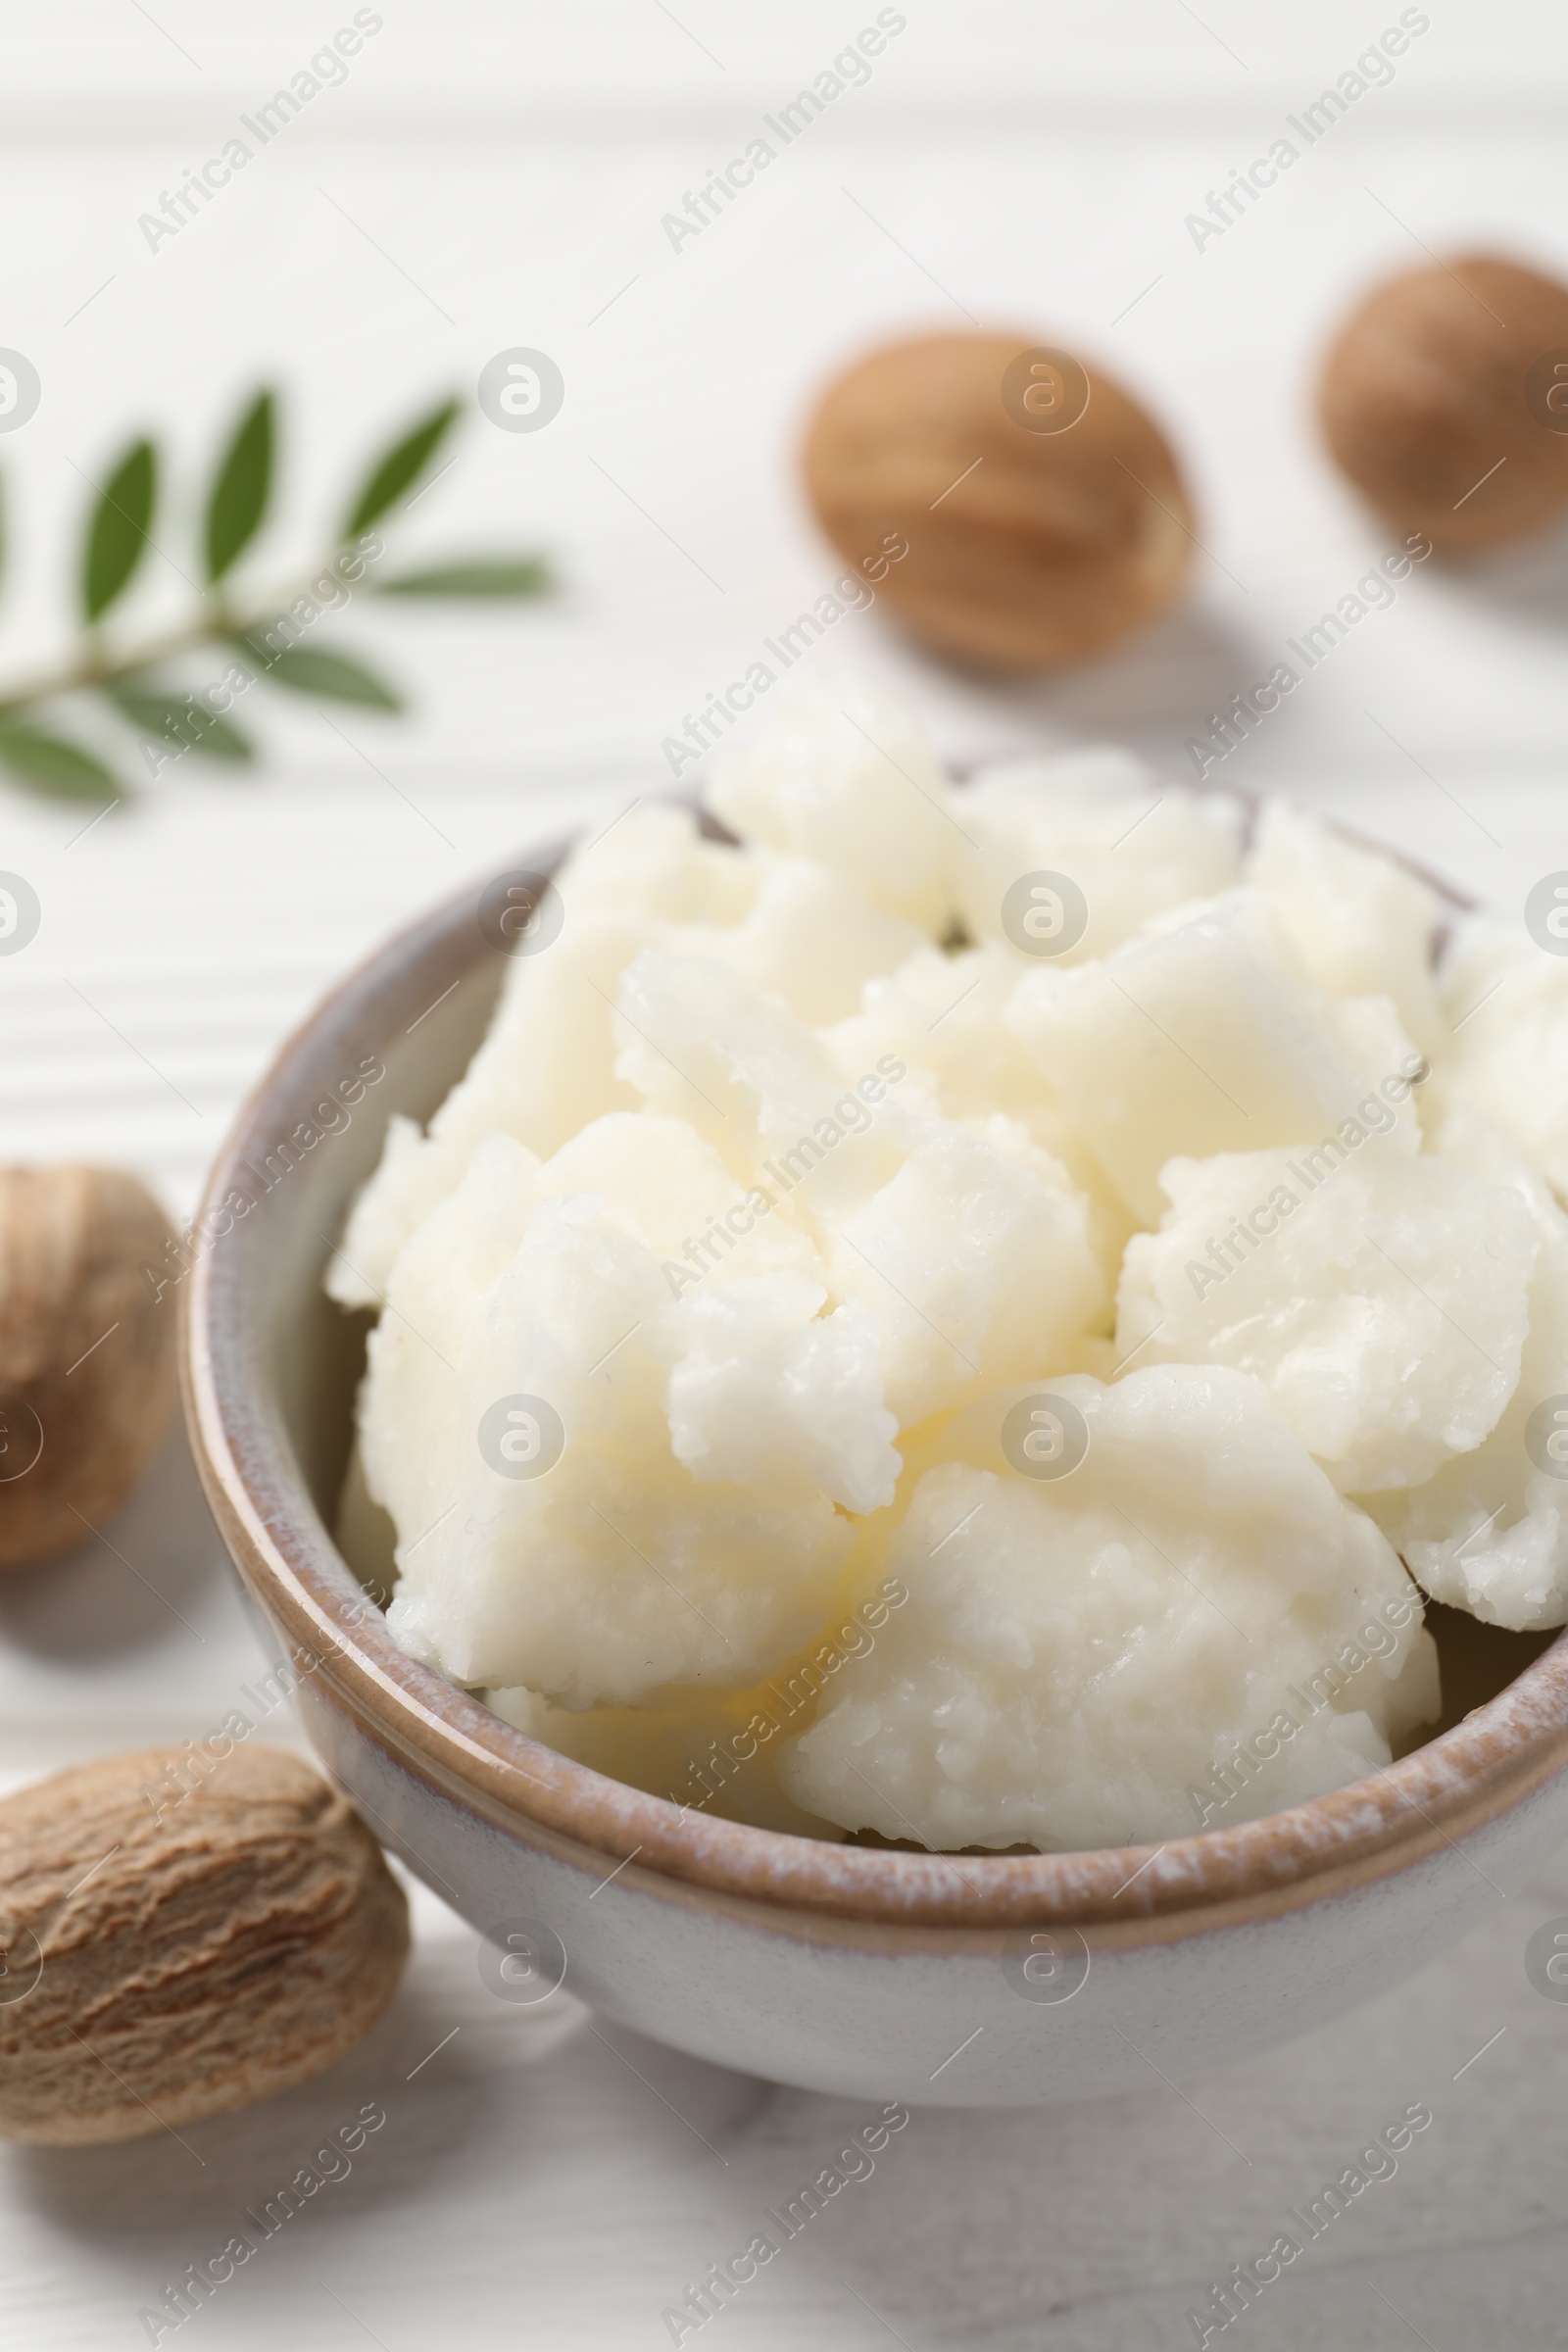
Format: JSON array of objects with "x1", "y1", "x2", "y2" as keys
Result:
[
  {"x1": 0, "y1": 1165, "x2": 178, "y2": 1568},
  {"x1": 0, "y1": 1743, "x2": 410, "y2": 2143},
  {"x1": 1319, "y1": 253, "x2": 1568, "y2": 552},
  {"x1": 802, "y1": 330, "x2": 1196, "y2": 672}
]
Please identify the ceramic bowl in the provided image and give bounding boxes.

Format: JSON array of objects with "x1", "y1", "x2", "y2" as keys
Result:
[{"x1": 182, "y1": 816, "x2": 1568, "y2": 2107}]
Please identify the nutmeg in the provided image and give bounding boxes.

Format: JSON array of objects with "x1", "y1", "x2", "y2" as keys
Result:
[
  {"x1": 801, "y1": 330, "x2": 1196, "y2": 672},
  {"x1": 1319, "y1": 253, "x2": 1568, "y2": 552},
  {"x1": 0, "y1": 1744, "x2": 409, "y2": 2143},
  {"x1": 0, "y1": 1165, "x2": 178, "y2": 1568}
]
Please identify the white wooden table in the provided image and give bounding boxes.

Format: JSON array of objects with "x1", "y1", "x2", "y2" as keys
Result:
[{"x1": 4, "y1": 7, "x2": 1568, "y2": 2343}]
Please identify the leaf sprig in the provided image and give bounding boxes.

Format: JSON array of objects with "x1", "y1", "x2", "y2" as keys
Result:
[{"x1": 0, "y1": 391, "x2": 549, "y2": 803}]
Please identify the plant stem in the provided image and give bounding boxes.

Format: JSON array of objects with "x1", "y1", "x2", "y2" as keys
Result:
[{"x1": 0, "y1": 568, "x2": 337, "y2": 721}]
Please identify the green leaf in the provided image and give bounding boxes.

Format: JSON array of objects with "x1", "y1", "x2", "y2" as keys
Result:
[
  {"x1": 109, "y1": 687, "x2": 254, "y2": 763},
  {"x1": 82, "y1": 439, "x2": 157, "y2": 622},
  {"x1": 0, "y1": 725, "x2": 120, "y2": 801},
  {"x1": 239, "y1": 635, "x2": 401, "y2": 710},
  {"x1": 376, "y1": 558, "x2": 550, "y2": 598},
  {"x1": 205, "y1": 390, "x2": 274, "y2": 585},
  {"x1": 342, "y1": 399, "x2": 460, "y2": 539}
]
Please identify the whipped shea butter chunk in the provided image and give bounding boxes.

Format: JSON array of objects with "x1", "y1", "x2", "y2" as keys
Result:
[{"x1": 330, "y1": 682, "x2": 1568, "y2": 1852}]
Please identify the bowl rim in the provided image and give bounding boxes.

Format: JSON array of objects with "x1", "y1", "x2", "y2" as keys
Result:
[{"x1": 181, "y1": 791, "x2": 1568, "y2": 1943}]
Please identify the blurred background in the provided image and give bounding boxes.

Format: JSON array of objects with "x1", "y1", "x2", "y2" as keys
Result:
[{"x1": 4, "y1": 6, "x2": 1568, "y2": 2346}]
